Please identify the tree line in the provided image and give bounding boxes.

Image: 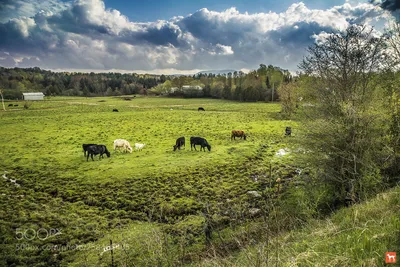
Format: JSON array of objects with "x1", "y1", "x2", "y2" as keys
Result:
[
  {"x1": 151, "y1": 65, "x2": 292, "y2": 101},
  {"x1": 0, "y1": 67, "x2": 162, "y2": 99},
  {"x1": 0, "y1": 65, "x2": 292, "y2": 102}
]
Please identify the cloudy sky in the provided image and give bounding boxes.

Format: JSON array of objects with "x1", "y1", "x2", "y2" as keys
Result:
[{"x1": 0, "y1": 0, "x2": 398, "y2": 74}]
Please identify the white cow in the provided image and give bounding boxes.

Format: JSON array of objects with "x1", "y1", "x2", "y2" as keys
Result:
[
  {"x1": 135, "y1": 143, "x2": 146, "y2": 151},
  {"x1": 113, "y1": 139, "x2": 133, "y2": 153}
]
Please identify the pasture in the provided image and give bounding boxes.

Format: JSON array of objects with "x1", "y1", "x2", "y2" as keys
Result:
[
  {"x1": 1, "y1": 96, "x2": 292, "y2": 183},
  {"x1": 0, "y1": 96, "x2": 298, "y2": 266}
]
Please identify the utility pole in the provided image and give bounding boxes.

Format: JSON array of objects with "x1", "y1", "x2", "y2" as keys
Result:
[
  {"x1": 0, "y1": 89, "x2": 5, "y2": 111},
  {"x1": 110, "y1": 239, "x2": 114, "y2": 267}
]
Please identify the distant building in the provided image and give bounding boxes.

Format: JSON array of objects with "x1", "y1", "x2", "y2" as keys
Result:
[
  {"x1": 169, "y1": 85, "x2": 203, "y2": 94},
  {"x1": 23, "y1": 92, "x2": 45, "y2": 101},
  {"x1": 182, "y1": 85, "x2": 203, "y2": 90}
]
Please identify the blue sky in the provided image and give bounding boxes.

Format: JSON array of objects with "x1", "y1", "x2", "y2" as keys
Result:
[{"x1": 0, "y1": 0, "x2": 397, "y2": 74}]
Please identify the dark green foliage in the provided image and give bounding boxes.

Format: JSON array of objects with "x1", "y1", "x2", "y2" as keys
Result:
[{"x1": 0, "y1": 67, "x2": 163, "y2": 98}]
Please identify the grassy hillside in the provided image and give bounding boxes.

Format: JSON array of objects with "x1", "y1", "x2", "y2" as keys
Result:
[
  {"x1": 200, "y1": 186, "x2": 400, "y2": 267},
  {"x1": 0, "y1": 96, "x2": 300, "y2": 266}
]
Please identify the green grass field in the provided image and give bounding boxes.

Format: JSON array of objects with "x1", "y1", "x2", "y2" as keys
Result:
[
  {"x1": 1, "y1": 96, "x2": 291, "y2": 182},
  {"x1": 0, "y1": 96, "x2": 299, "y2": 266}
]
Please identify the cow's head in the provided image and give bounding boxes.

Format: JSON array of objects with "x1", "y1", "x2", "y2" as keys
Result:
[
  {"x1": 243, "y1": 134, "x2": 247, "y2": 140},
  {"x1": 173, "y1": 145, "x2": 178, "y2": 151},
  {"x1": 206, "y1": 144, "x2": 211, "y2": 151},
  {"x1": 104, "y1": 147, "x2": 111, "y2": 157}
]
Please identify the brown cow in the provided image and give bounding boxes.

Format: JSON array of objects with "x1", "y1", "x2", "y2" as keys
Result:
[{"x1": 231, "y1": 130, "x2": 247, "y2": 140}]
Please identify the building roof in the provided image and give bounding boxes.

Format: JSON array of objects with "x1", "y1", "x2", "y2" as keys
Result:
[
  {"x1": 182, "y1": 85, "x2": 203, "y2": 89},
  {"x1": 23, "y1": 92, "x2": 45, "y2": 96}
]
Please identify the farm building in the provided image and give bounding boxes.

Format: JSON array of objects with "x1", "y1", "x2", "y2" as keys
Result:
[
  {"x1": 23, "y1": 92, "x2": 44, "y2": 101},
  {"x1": 182, "y1": 85, "x2": 203, "y2": 91},
  {"x1": 170, "y1": 87, "x2": 179, "y2": 93}
]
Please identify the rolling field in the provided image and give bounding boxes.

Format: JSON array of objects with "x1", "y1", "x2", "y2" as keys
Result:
[
  {"x1": 0, "y1": 96, "x2": 298, "y2": 266},
  {"x1": 1, "y1": 96, "x2": 291, "y2": 182}
]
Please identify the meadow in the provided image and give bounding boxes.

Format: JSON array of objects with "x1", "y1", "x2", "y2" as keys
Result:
[
  {"x1": 0, "y1": 96, "x2": 298, "y2": 266},
  {"x1": 1, "y1": 96, "x2": 291, "y2": 182}
]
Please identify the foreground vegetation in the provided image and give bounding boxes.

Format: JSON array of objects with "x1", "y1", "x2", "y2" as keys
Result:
[{"x1": 200, "y1": 186, "x2": 400, "y2": 266}]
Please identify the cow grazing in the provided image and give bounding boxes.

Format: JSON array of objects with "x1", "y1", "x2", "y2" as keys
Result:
[
  {"x1": 173, "y1": 137, "x2": 185, "y2": 151},
  {"x1": 82, "y1": 143, "x2": 97, "y2": 157},
  {"x1": 86, "y1": 145, "x2": 111, "y2": 161},
  {"x1": 112, "y1": 109, "x2": 119, "y2": 112},
  {"x1": 198, "y1": 107, "x2": 205, "y2": 111},
  {"x1": 114, "y1": 139, "x2": 133, "y2": 153},
  {"x1": 8, "y1": 104, "x2": 13, "y2": 107},
  {"x1": 231, "y1": 130, "x2": 247, "y2": 140},
  {"x1": 285, "y1": 127, "x2": 292, "y2": 136},
  {"x1": 135, "y1": 143, "x2": 146, "y2": 151},
  {"x1": 14, "y1": 104, "x2": 18, "y2": 107},
  {"x1": 190, "y1": 136, "x2": 211, "y2": 152}
]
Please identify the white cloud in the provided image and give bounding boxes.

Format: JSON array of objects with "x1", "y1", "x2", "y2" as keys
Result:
[
  {"x1": 0, "y1": 0, "x2": 69, "y2": 23},
  {"x1": 10, "y1": 16, "x2": 36, "y2": 37},
  {"x1": 0, "y1": 0, "x2": 395, "y2": 73},
  {"x1": 209, "y1": 44, "x2": 234, "y2": 55}
]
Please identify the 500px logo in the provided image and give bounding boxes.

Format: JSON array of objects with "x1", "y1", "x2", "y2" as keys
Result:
[{"x1": 16, "y1": 228, "x2": 62, "y2": 240}]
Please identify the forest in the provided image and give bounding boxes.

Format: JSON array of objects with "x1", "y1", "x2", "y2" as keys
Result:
[{"x1": 0, "y1": 64, "x2": 291, "y2": 102}]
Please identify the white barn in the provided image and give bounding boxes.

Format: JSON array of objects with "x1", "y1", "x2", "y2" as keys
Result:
[
  {"x1": 182, "y1": 85, "x2": 203, "y2": 90},
  {"x1": 23, "y1": 92, "x2": 44, "y2": 101}
]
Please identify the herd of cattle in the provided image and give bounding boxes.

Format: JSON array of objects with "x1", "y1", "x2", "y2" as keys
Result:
[
  {"x1": 82, "y1": 127, "x2": 292, "y2": 161},
  {"x1": 82, "y1": 139, "x2": 146, "y2": 161}
]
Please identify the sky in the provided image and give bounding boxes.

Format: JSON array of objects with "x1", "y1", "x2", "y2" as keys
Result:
[{"x1": 0, "y1": 0, "x2": 398, "y2": 74}]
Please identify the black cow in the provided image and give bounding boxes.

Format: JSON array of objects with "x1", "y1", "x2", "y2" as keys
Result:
[
  {"x1": 198, "y1": 107, "x2": 205, "y2": 111},
  {"x1": 285, "y1": 127, "x2": 292, "y2": 136},
  {"x1": 8, "y1": 104, "x2": 13, "y2": 107},
  {"x1": 82, "y1": 143, "x2": 97, "y2": 157},
  {"x1": 14, "y1": 104, "x2": 18, "y2": 107},
  {"x1": 113, "y1": 109, "x2": 119, "y2": 112},
  {"x1": 85, "y1": 145, "x2": 111, "y2": 161},
  {"x1": 190, "y1": 136, "x2": 211, "y2": 152},
  {"x1": 173, "y1": 137, "x2": 185, "y2": 151}
]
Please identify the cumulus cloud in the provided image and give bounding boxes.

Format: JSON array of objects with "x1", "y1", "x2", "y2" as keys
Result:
[
  {"x1": 0, "y1": 0, "x2": 69, "y2": 23},
  {"x1": 0, "y1": 0, "x2": 395, "y2": 72}
]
